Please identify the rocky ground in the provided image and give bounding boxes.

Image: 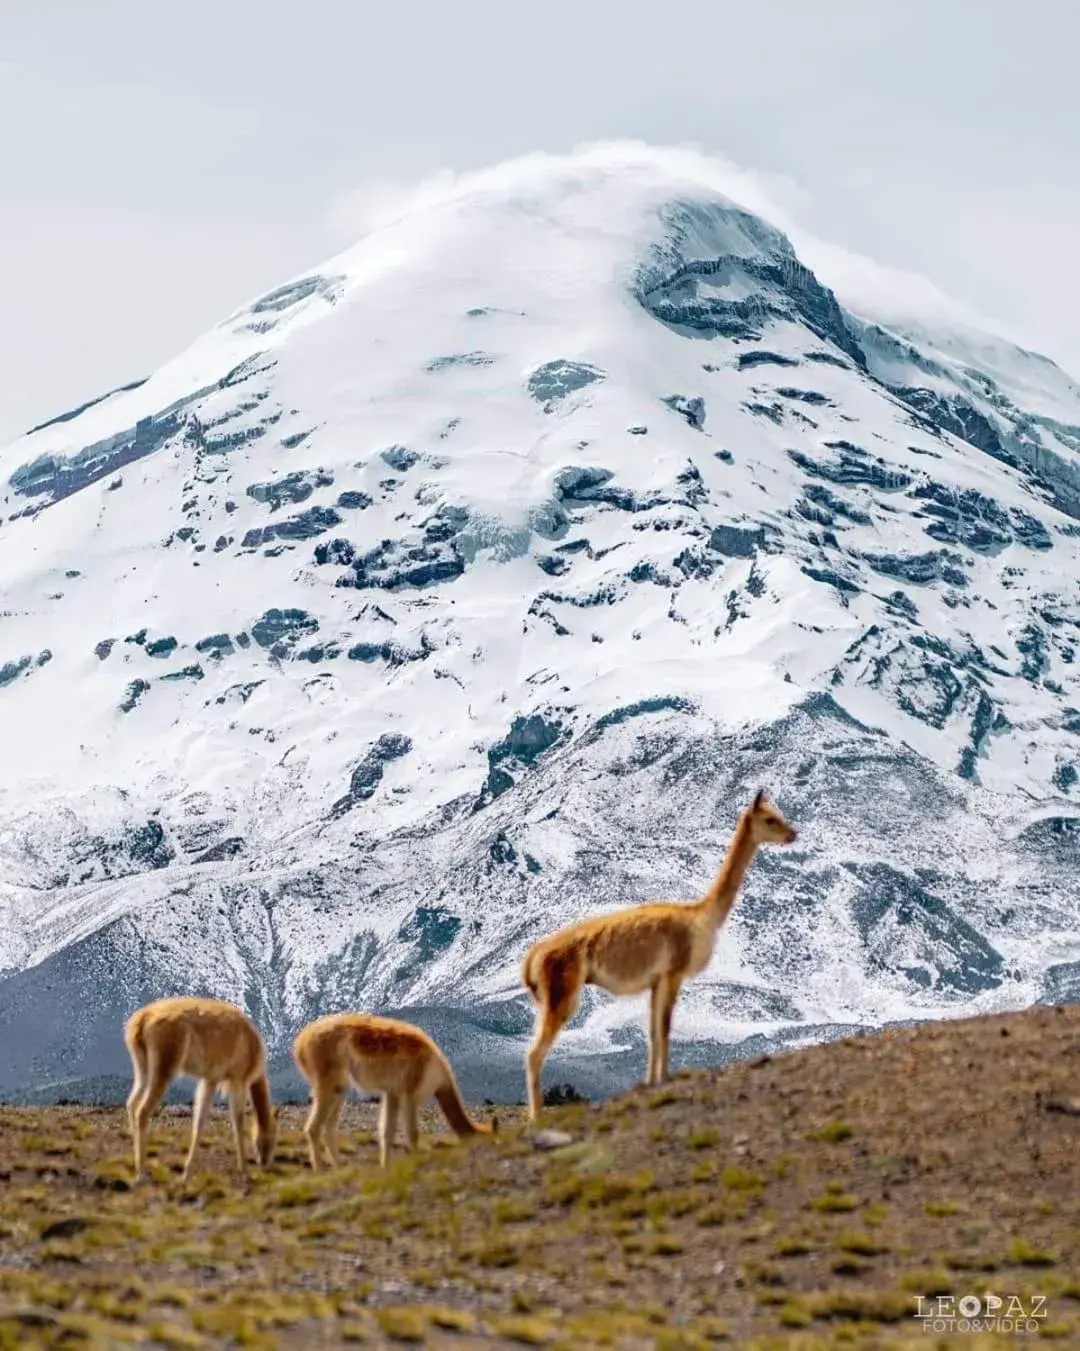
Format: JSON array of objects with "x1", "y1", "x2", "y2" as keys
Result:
[{"x1": 1, "y1": 1004, "x2": 1079, "y2": 1348}]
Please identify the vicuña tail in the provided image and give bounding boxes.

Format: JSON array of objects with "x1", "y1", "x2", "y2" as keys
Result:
[
  {"x1": 124, "y1": 1007, "x2": 149, "y2": 1063},
  {"x1": 521, "y1": 950, "x2": 541, "y2": 1001},
  {"x1": 435, "y1": 1076, "x2": 496, "y2": 1137}
]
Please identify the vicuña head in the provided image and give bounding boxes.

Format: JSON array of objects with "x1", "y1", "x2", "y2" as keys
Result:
[
  {"x1": 250, "y1": 1103, "x2": 280, "y2": 1167},
  {"x1": 744, "y1": 788, "x2": 797, "y2": 846},
  {"x1": 520, "y1": 787, "x2": 798, "y2": 1119}
]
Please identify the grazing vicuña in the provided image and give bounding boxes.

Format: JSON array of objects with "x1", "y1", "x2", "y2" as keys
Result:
[
  {"x1": 293, "y1": 1012, "x2": 496, "y2": 1170},
  {"x1": 521, "y1": 789, "x2": 797, "y2": 1118},
  {"x1": 123, "y1": 996, "x2": 278, "y2": 1183}
]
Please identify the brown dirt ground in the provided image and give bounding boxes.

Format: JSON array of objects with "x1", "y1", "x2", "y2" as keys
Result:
[{"x1": 1, "y1": 1003, "x2": 1079, "y2": 1349}]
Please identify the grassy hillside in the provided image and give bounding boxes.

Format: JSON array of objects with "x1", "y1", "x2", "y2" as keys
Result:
[{"x1": 1, "y1": 1004, "x2": 1078, "y2": 1348}]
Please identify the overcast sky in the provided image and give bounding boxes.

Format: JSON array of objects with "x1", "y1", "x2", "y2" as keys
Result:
[{"x1": 2, "y1": 0, "x2": 1078, "y2": 442}]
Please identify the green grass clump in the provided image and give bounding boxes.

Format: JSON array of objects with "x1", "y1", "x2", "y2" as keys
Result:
[
  {"x1": 467, "y1": 1239, "x2": 520, "y2": 1268},
  {"x1": 805, "y1": 1119, "x2": 854, "y2": 1143},
  {"x1": 490, "y1": 1314, "x2": 560, "y2": 1345},
  {"x1": 1006, "y1": 1237, "x2": 1058, "y2": 1267},
  {"x1": 273, "y1": 1179, "x2": 322, "y2": 1208},
  {"x1": 777, "y1": 1302, "x2": 813, "y2": 1328},
  {"x1": 720, "y1": 1164, "x2": 764, "y2": 1193},
  {"x1": 695, "y1": 1196, "x2": 749, "y2": 1227},
  {"x1": 687, "y1": 1126, "x2": 720, "y2": 1150},
  {"x1": 924, "y1": 1200, "x2": 963, "y2": 1217},
  {"x1": 808, "y1": 1187, "x2": 858, "y2": 1213},
  {"x1": 809, "y1": 1290, "x2": 911, "y2": 1323},
  {"x1": 428, "y1": 1307, "x2": 476, "y2": 1332},
  {"x1": 375, "y1": 1305, "x2": 429, "y2": 1342},
  {"x1": 493, "y1": 1197, "x2": 537, "y2": 1224},
  {"x1": 899, "y1": 1269, "x2": 955, "y2": 1295},
  {"x1": 835, "y1": 1230, "x2": 890, "y2": 1256}
]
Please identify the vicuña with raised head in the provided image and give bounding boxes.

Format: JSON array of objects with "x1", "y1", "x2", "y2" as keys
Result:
[
  {"x1": 520, "y1": 789, "x2": 797, "y2": 1118},
  {"x1": 123, "y1": 996, "x2": 278, "y2": 1183},
  {"x1": 293, "y1": 1012, "x2": 496, "y2": 1170}
]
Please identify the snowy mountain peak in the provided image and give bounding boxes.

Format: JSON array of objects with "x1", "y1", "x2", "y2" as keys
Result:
[{"x1": 1, "y1": 144, "x2": 1078, "y2": 1101}]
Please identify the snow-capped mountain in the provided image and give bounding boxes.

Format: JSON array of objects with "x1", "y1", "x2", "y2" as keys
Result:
[{"x1": 1, "y1": 145, "x2": 1078, "y2": 1102}]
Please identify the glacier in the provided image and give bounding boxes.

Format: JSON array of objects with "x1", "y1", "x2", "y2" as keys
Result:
[{"x1": 0, "y1": 143, "x2": 1078, "y2": 1104}]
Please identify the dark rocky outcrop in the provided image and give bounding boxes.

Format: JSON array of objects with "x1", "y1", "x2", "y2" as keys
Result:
[
  {"x1": 329, "y1": 536, "x2": 466, "y2": 591},
  {"x1": 636, "y1": 200, "x2": 866, "y2": 369},
  {"x1": 527, "y1": 360, "x2": 604, "y2": 410},
  {"x1": 709, "y1": 523, "x2": 766, "y2": 557},
  {"x1": 737, "y1": 351, "x2": 799, "y2": 370},
  {"x1": 789, "y1": 444, "x2": 912, "y2": 493},
  {"x1": 246, "y1": 469, "x2": 334, "y2": 512},
  {"x1": 380, "y1": 446, "x2": 420, "y2": 472},
  {"x1": 844, "y1": 861, "x2": 1004, "y2": 995},
  {"x1": 478, "y1": 713, "x2": 564, "y2": 805},
  {"x1": 118, "y1": 679, "x2": 150, "y2": 713},
  {"x1": 331, "y1": 734, "x2": 413, "y2": 815},
  {"x1": 195, "y1": 633, "x2": 235, "y2": 660},
  {"x1": 426, "y1": 352, "x2": 497, "y2": 371},
  {"x1": 250, "y1": 275, "x2": 333, "y2": 314},
  {"x1": 242, "y1": 505, "x2": 342, "y2": 548},
  {"x1": 250, "y1": 609, "x2": 319, "y2": 651},
  {"x1": 144, "y1": 636, "x2": 177, "y2": 659},
  {"x1": 663, "y1": 394, "x2": 706, "y2": 429},
  {"x1": 861, "y1": 549, "x2": 968, "y2": 589},
  {"x1": 910, "y1": 479, "x2": 1053, "y2": 553}
]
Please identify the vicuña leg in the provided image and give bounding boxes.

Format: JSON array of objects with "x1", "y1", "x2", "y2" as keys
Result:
[
  {"x1": 526, "y1": 955, "x2": 584, "y2": 1121},
  {"x1": 323, "y1": 1086, "x2": 347, "y2": 1168},
  {"x1": 646, "y1": 979, "x2": 665, "y2": 1086},
  {"x1": 226, "y1": 1082, "x2": 249, "y2": 1177},
  {"x1": 181, "y1": 1078, "x2": 214, "y2": 1181},
  {"x1": 304, "y1": 1085, "x2": 335, "y2": 1171},
  {"x1": 655, "y1": 973, "x2": 683, "y2": 1085},
  {"x1": 379, "y1": 1092, "x2": 401, "y2": 1169},
  {"x1": 132, "y1": 1040, "x2": 182, "y2": 1183},
  {"x1": 126, "y1": 1049, "x2": 147, "y2": 1144},
  {"x1": 403, "y1": 1094, "x2": 419, "y2": 1154}
]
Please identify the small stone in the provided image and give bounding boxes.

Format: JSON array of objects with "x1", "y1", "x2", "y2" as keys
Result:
[
  {"x1": 712, "y1": 1260, "x2": 726, "y2": 1277},
  {"x1": 733, "y1": 1133, "x2": 750, "y2": 1146},
  {"x1": 530, "y1": 1129, "x2": 574, "y2": 1151},
  {"x1": 1042, "y1": 1096, "x2": 1080, "y2": 1117}
]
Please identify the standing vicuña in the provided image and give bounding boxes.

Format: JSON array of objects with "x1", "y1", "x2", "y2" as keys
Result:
[
  {"x1": 520, "y1": 789, "x2": 797, "y2": 1118},
  {"x1": 123, "y1": 996, "x2": 278, "y2": 1183},
  {"x1": 293, "y1": 1013, "x2": 496, "y2": 1170}
]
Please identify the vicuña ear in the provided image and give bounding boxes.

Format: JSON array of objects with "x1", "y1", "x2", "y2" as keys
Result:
[{"x1": 752, "y1": 788, "x2": 765, "y2": 809}]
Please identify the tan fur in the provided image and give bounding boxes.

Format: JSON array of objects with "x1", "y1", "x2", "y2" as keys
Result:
[
  {"x1": 521, "y1": 789, "x2": 797, "y2": 1118},
  {"x1": 123, "y1": 996, "x2": 278, "y2": 1184},
  {"x1": 292, "y1": 1013, "x2": 495, "y2": 1170}
]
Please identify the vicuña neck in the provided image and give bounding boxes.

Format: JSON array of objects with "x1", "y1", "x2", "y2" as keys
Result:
[{"x1": 697, "y1": 812, "x2": 758, "y2": 929}]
